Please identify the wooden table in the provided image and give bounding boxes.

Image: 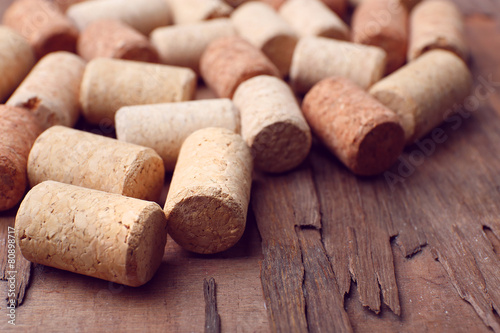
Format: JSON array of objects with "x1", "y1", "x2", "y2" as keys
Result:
[{"x1": 1, "y1": 1, "x2": 500, "y2": 332}]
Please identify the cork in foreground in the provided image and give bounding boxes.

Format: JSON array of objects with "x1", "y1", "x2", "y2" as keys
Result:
[
  {"x1": 7, "y1": 52, "x2": 85, "y2": 130},
  {"x1": 233, "y1": 75, "x2": 312, "y2": 173},
  {"x1": 80, "y1": 58, "x2": 196, "y2": 125},
  {"x1": 200, "y1": 36, "x2": 280, "y2": 98},
  {"x1": 0, "y1": 106, "x2": 42, "y2": 212},
  {"x1": 164, "y1": 128, "x2": 253, "y2": 254},
  {"x1": 28, "y1": 126, "x2": 165, "y2": 202},
  {"x1": 15, "y1": 181, "x2": 168, "y2": 287},
  {"x1": 369, "y1": 49, "x2": 472, "y2": 144},
  {"x1": 116, "y1": 99, "x2": 240, "y2": 171},
  {"x1": 167, "y1": 0, "x2": 233, "y2": 25},
  {"x1": 302, "y1": 77, "x2": 405, "y2": 176}
]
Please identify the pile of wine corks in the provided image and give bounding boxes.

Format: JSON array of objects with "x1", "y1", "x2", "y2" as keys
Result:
[{"x1": 0, "y1": 0, "x2": 472, "y2": 287}]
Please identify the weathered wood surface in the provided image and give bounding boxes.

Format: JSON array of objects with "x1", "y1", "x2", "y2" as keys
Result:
[{"x1": 204, "y1": 278, "x2": 221, "y2": 333}]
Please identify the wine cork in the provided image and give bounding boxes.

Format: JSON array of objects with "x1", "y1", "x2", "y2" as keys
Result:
[
  {"x1": 168, "y1": 0, "x2": 232, "y2": 25},
  {"x1": 224, "y1": 0, "x2": 248, "y2": 7},
  {"x1": 370, "y1": 49, "x2": 472, "y2": 143},
  {"x1": 352, "y1": 0, "x2": 408, "y2": 73},
  {"x1": 200, "y1": 36, "x2": 280, "y2": 98},
  {"x1": 303, "y1": 77, "x2": 405, "y2": 175},
  {"x1": 279, "y1": 0, "x2": 349, "y2": 41},
  {"x1": 67, "y1": 0, "x2": 171, "y2": 35},
  {"x1": 27, "y1": 126, "x2": 165, "y2": 202},
  {"x1": 151, "y1": 19, "x2": 235, "y2": 74},
  {"x1": 0, "y1": 106, "x2": 42, "y2": 212},
  {"x1": 321, "y1": 0, "x2": 347, "y2": 16},
  {"x1": 80, "y1": 58, "x2": 196, "y2": 125},
  {"x1": 7, "y1": 52, "x2": 85, "y2": 130},
  {"x1": 258, "y1": 0, "x2": 286, "y2": 10},
  {"x1": 408, "y1": 0, "x2": 468, "y2": 61},
  {"x1": 0, "y1": 27, "x2": 35, "y2": 102},
  {"x1": 115, "y1": 99, "x2": 241, "y2": 171},
  {"x1": 51, "y1": 0, "x2": 89, "y2": 12},
  {"x1": 3, "y1": 0, "x2": 79, "y2": 59},
  {"x1": 164, "y1": 127, "x2": 252, "y2": 254},
  {"x1": 231, "y1": 2, "x2": 298, "y2": 76},
  {"x1": 15, "y1": 181, "x2": 168, "y2": 287},
  {"x1": 77, "y1": 19, "x2": 159, "y2": 63},
  {"x1": 233, "y1": 75, "x2": 312, "y2": 173},
  {"x1": 290, "y1": 37, "x2": 387, "y2": 94}
]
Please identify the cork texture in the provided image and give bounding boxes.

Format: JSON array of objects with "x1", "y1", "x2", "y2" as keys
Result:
[
  {"x1": 27, "y1": 126, "x2": 165, "y2": 202},
  {"x1": 231, "y1": 2, "x2": 298, "y2": 76},
  {"x1": 151, "y1": 18, "x2": 236, "y2": 74},
  {"x1": 77, "y1": 19, "x2": 158, "y2": 63},
  {"x1": 7, "y1": 51, "x2": 85, "y2": 130},
  {"x1": 233, "y1": 75, "x2": 312, "y2": 173},
  {"x1": 80, "y1": 58, "x2": 196, "y2": 125},
  {"x1": 352, "y1": 0, "x2": 408, "y2": 73},
  {"x1": 302, "y1": 77, "x2": 405, "y2": 176},
  {"x1": 200, "y1": 36, "x2": 280, "y2": 98},
  {"x1": 259, "y1": 0, "x2": 286, "y2": 10},
  {"x1": 15, "y1": 181, "x2": 168, "y2": 287},
  {"x1": 164, "y1": 128, "x2": 252, "y2": 254},
  {"x1": 168, "y1": 0, "x2": 232, "y2": 25},
  {"x1": 116, "y1": 99, "x2": 241, "y2": 171},
  {"x1": 408, "y1": 0, "x2": 468, "y2": 61},
  {"x1": 279, "y1": 0, "x2": 349, "y2": 41},
  {"x1": 370, "y1": 49, "x2": 473, "y2": 143},
  {"x1": 289, "y1": 37, "x2": 387, "y2": 94},
  {"x1": 67, "y1": 0, "x2": 171, "y2": 35},
  {"x1": 3, "y1": 0, "x2": 79, "y2": 59},
  {"x1": 0, "y1": 106, "x2": 42, "y2": 212},
  {"x1": 0, "y1": 27, "x2": 35, "y2": 102},
  {"x1": 52, "y1": 0, "x2": 88, "y2": 12}
]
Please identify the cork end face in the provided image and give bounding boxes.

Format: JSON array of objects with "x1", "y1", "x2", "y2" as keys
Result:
[
  {"x1": 119, "y1": 46, "x2": 160, "y2": 64},
  {"x1": 262, "y1": 35, "x2": 298, "y2": 77},
  {"x1": 0, "y1": 155, "x2": 26, "y2": 211},
  {"x1": 35, "y1": 29, "x2": 78, "y2": 59},
  {"x1": 122, "y1": 149, "x2": 165, "y2": 202}
]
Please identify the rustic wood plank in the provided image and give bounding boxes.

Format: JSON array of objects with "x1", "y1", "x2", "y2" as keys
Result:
[{"x1": 204, "y1": 277, "x2": 221, "y2": 333}]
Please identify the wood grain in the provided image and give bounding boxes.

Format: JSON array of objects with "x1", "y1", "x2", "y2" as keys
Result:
[{"x1": 204, "y1": 277, "x2": 221, "y2": 333}]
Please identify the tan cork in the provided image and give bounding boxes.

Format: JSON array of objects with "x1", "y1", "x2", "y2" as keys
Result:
[
  {"x1": 115, "y1": 99, "x2": 241, "y2": 171},
  {"x1": 352, "y1": 0, "x2": 408, "y2": 74},
  {"x1": 67, "y1": 0, "x2": 171, "y2": 35},
  {"x1": 279, "y1": 0, "x2": 349, "y2": 41},
  {"x1": 80, "y1": 58, "x2": 196, "y2": 125},
  {"x1": 200, "y1": 36, "x2": 280, "y2": 98},
  {"x1": 233, "y1": 75, "x2": 312, "y2": 173},
  {"x1": 231, "y1": 2, "x2": 298, "y2": 77},
  {"x1": 259, "y1": 0, "x2": 286, "y2": 10},
  {"x1": 164, "y1": 127, "x2": 252, "y2": 254},
  {"x1": 0, "y1": 106, "x2": 42, "y2": 212},
  {"x1": 408, "y1": 0, "x2": 468, "y2": 62},
  {"x1": 290, "y1": 37, "x2": 387, "y2": 94},
  {"x1": 0, "y1": 27, "x2": 35, "y2": 103},
  {"x1": 151, "y1": 18, "x2": 236, "y2": 74},
  {"x1": 27, "y1": 126, "x2": 165, "y2": 202},
  {"x1": 52, "y1": 0, "x2": 88, "y2": 12},
  {"x1": 15, "y1": 181, "x2": 168, "y2": 287},
  {"x1": 320, "y1": 0, "x2": 348, "y2": 17},
  {"x1": 168, "y1": 0, "x2": 232, "y2": 25},
  {"x1": 370, "y1": 49, "x2": 472, "y2": 144},
  {"x1": 302, "y1": 77, "x2": 405, "y2": 176},
  {"x1": 77, "y1": 19, "x2": 159, "y2": 63},
  {"x1": 3, "y1": 0, "x2": 79, "y2": 59},
  {"x1": 7, "y1": 52, "x2": 85, "y2": 130}
]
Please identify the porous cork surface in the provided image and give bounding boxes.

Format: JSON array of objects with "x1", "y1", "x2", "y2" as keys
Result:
[
  {"x1": 369, "y1": 49, "x2": 472, "y2": 143},
  {"x1": 352, "y1": 0, "x2": 408, "y2": 73},
  {"x1": 0, "y1": 27, "x2": 35, "y2": 102},
  {"x1": 408, "y1": 0, "x2": 468, "y2": 61},
  {"x1": 231, "y1": 1, "x2": 298, "y2": 76},
  {"x1": 77, "y1": 19, "x2": 158, "y2": 63},
  {"x1": 116, "y1": 99, "x2": 240, "y2": 171},
  {"x1": 67, "y1": 0, "x2": 171, "y2": 35},
  {"x1": 151, "y1": 18, "x2": 236, "y2": 74},
  {"x1": 168, "y1": 0, "x2": 232, "y2": 25},
  {"x1": 302, "y1": 77, "x2": 405, "y2": 176},
  {"x1": 3, "y1": 0, "x2": 79, "y2": 59},
  {"x1": 233, "y1": 75, "x2": 312, "y2": 173},
  {"x1": 7, "y1": 51, "x2": 85, "y2": 130},
  {"x1": 164, "y1": 128, "x2": 252, "y2": 254},
  {"x1": 80, "y1": 58, "x2": 196, "y2": 125},
  {"x1": 15, "y1": 181, "x2": 168, "y2": 287},
  {"x1": 200, "y1": 36, "x2": 280, "y2": 98},
  {"x1": 27, "y1": 126, "x2": 165, "y2": 202},
  {"x1": 0, "y1": 106, "x2": 42, "y2": 211},
  {"x1": 279, "y1": 0, "x2": 349, "y2": 41},
  {"x1": 289, "y1": 37, "x2": 387, "y2": 94}
]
